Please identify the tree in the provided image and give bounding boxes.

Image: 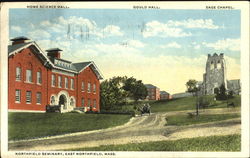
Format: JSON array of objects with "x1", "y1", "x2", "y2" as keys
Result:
[
  {"x1": 186, "y1": 79, "x2": 200, "y2": 116},
  {"x1": 100, "y1": 76, "x2": 148, "y2": 111},
  {"x1": 100, "y1": 76, "x2": 127, "y2": 110},
  {"x1": 123, "y1": 77, "x2": 148, "y2": 102},
  {"x1": 215, "y1": 84, "x2": 227, "y2": 100},
  {"x1": 186, "y1": 79, "x2": 199, "y2": 96}
]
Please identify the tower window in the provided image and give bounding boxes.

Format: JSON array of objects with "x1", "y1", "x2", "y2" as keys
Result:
[
  {"x1": 210, "y1": 61, "x2": 214, "y2": 70},
  {"x1": 217, "y1": 60, "x2": 221, "y2": 69}
]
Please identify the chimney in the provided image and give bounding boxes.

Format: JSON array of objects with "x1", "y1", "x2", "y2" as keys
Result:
[
  {"x1": 220, "y1": 53, "x2": 224, "y2": 57},
  {"x1": 46, "y1": 48, "x2": 62, "y2": 59},
  {"x1": 10, "y1": 36, "x2": 30, "y2": 45}
]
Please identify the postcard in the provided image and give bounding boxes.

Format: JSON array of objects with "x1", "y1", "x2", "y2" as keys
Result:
[{"x1": 1, "y1": 1, "x2": 249, "y2": 158}]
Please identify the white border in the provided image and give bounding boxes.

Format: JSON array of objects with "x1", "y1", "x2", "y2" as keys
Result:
[{"x1": 1, "y1": 2, "x2": 249, "y2": 158}]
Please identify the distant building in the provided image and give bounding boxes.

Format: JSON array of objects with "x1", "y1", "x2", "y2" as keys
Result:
[
  {"x1": 227, "y1": 79, "x2": 241, "y2": 95},
  {"x1": 160, "y1": 91, "x2": 171, "y2": 100},
  {"x1": 172, "y1": 92, "x2": 193, "y2": 99},
  {"x1": 145, "y1": 84, "x2": 160, "y2": 100}
]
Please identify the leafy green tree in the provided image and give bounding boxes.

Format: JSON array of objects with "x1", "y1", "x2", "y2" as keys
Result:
[
  {"x1": 123, "y1": 77, "x2": 148, "y2": 102},
  {"x1": 100, "y1": 76, "x2": 126, "y2": 110},
  {"x1": 186, "y1": 79, "x2": 199, "y2": 96},
  {"x1": 100, "y1": 76, "x2": 148, "y2": 110},
  {"x1": 215, "y1": 84, "x2": 227, "y2": 100}
]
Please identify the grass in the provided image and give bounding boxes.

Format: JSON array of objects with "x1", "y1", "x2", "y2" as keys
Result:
[
  {"x1": 166, "y1": 113, "x2": 241, "y2": 126},
  {"x1": 69, "y1": 134, "x2": 241, "y2": 151},
  {"x1": 150, "y1": 95, "x2": 241, "y2": 113},
  {"x1": 8, "y1": 112, "x2": 131, "y2": 141}
]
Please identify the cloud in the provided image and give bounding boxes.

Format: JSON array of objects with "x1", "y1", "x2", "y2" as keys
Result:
[
  {"x1": 142, "y1": 18, "x2": 220, "y2": 38},
  {"x1": 38, "y1": 16, "x2": 123, "y2": 39},
  {"x1": 126, "y1": 40, "x2": 145, "y2": 48},
  {"x1": 194, "y1": 45, "x2": 201, "y2": 50},
  {"x1": 161, "y1": 42, "x2": 182, "y2": 48},
  {"x1": 224, "y1": 56, "x2": 241, "y2": 80},
  {"x1": 167, "y1": 19, "x2": 220, "y2": 29},
  {"x1": 28, "y1": 29, "x2": 51, "y2": 39},
  {"x1": 103, "y1": 25, "x2": 123, "y2": 37},
  {"x1": 202, "y1": 38, "x2": 240, "y2": 51},
  {"x1": 11, "y1": 26, "x2": 21, "y2": 33},
  {"x1": 143, "y1": 21, "x2": 192, "y2": 38}
]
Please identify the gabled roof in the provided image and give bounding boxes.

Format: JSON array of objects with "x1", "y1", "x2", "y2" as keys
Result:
[
  {"x1": 145, "y1": 84, "x2": 158, "y2": 89},
  {"x1": 73, "y1": 61, "x2": 92, "y2": 71},
  {"x1": 8, "y1": 39, "x2": 103, "y2": 80},
  {"x1": 160, "y1": 91, "x2": 169, "y2": 95},
  {"x1": 8, "y1": 42, "x2": 32, "y2": 55},
  {"x1": 73, "y1": 61, "x2": 103, "y2": 79}
]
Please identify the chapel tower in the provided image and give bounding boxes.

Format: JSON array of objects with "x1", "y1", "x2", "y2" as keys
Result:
[{"x1": 203, "y1": 53, "x2": 227, "y2": 95}]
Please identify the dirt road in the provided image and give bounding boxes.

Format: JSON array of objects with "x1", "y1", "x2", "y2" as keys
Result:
[{"x1": 9, "y1": 108, "x2": 240, "y2": 151}]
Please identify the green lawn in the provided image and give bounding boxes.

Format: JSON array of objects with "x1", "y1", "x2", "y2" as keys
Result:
[
  {"x1": 166, "y1": 113, "x2": 241, "y2": 126},
  {"x1": 8, "y1": 112, "x2": 131, "y2": 141},
  {"x1": 151, "y1": 95, "x2": 241, "y2": 113},
  {"x1": 69, "y1": 134, "x2": 240, "y2": 151}
]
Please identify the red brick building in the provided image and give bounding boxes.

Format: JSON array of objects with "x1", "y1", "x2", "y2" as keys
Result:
[
  {"x1": 160, "y1": 91, "x2": 171, "y2": 100},
  {"x1": 145, "y1": 84, "x2": 160, "y2": 100},
  {"x1": 8, "y1": 37, "x2": 103, "y2": 113}
]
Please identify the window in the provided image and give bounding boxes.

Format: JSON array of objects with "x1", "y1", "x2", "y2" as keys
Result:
[
  {"x1": 26, "y1": 69, "x2": 32, "y2": 82},
  {"x1": 81, "y1": 98, "x2": 85, "y2": 106},
  {"x1": 50, "y1": 96, "x2": 55, "y2": 105},
  {"x1": 36, "y1": 92, "x2": 41, "y2": 104},
  {"x1": 87, "y1": 82, "x2": 91, "y2": 93},
  {"x1": 52, "y1": 74, "x2": 56, "y2": 87},
  {"x1": 81, "y1": 82, "x2": 85, "y2": 91},
  {"x1": 217, "y1": 61, "x2": 221, "y2": 69},
  {"x1": 70, "y1": 98, "x2": 75, "y2": 106},
  {"x1": 93, "y1": 99, "x2": 96, "y2": 108},
  {"x1": 71, "y1": 79, "x2": 74, "y2": 89},
  {"x1": 88, "y1": 99, "x2": 91, "y2": 108},
  {"x1": 58, "y1": 76, "x2": 62, "y2": 88},
  {"x1": 65, "y1": 77, "x2": 68, "y2": 89},
  {"x1": 16, "y1": 67, "x2": 21, "y2": 81},
  {"x1": 37, "y1": 71, "x2": 42, "y2": 84},
  {"x1": 15, "y1": 90, "x2": 21, "y2": 103},
  {"x1": 26, "y1": 91, "x2": 32, "y2": 103},
  {"x1": 210, "y1": 61, "x2": 214, "y2": 70},
  {"x1": 93, "y1": 84, "x2": 96, "y2": 93}
]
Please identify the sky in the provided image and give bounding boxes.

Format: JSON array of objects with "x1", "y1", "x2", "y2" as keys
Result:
[{"x1": 9, "y1": 9, "x2": 241, "y2": 94}]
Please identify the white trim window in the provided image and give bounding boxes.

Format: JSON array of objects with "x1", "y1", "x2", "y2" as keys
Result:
[
  {"x1": 50, "y1": 96, "x2": 56, "y2": 105},
  {"x1": 81, "y1": 98, "x2": 85, "y2": 106},
  {"x1": 87, "y1": 99, "x2": 91, "y2": 108},
  {"x1": 65, "y1": 77, "x2": 68, "y2": 89},
  {"x1": 81, "y1": 81, "x2": 85, "y2": 91},
  {"x1": 37, "y1": 71, "x2": 42, "y2": 84},
  {"x1": 36, "y1": 92, "x2": 41, "y2": 104},
  {"x1": 58, "y1": 76, "x2": 62, "y2": 88},
  {"x1": 51, "y1": 74, "x2": 56, "y2": 87},
  {"x1": 71, "y1": 79, "x2": 74, "y2": 90},
  {"x1": 15, "y1": 89, "x2": 21, "y2": 103},
  {"x1": 93, "y1": 84, "x2": 96, "y2": 93},
  {"x1": 70, "y1": 98, "x2": 75, "y2": 106},
  {"x1": 87, "y1": 82, "x2": 91, "y2": 93},
  {"x1": 93, "y1": 99, "x2": 96, "y2": 108},
  {"x1": 26, "y1": 69, "x2": 32, "y2": 83},
  {"x1": 16, "y1": 67, "x2": 21, "y2": 81},
  {"x1": 26, "y1": 91, "x2": 32, "y2": 104}
]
